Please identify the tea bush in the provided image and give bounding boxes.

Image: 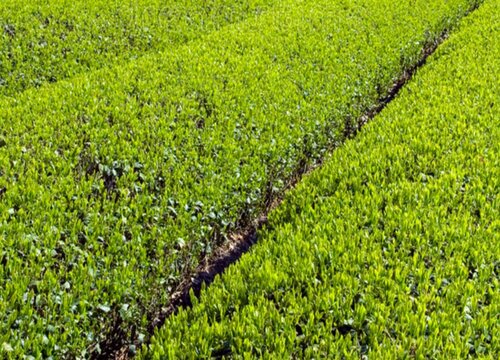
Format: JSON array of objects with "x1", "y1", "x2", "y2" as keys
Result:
[
  {"x1": 144, "y1": 1, "x2": 498, "y2": 358},
  {"x1": 0, "y1": 0, "x2": 275, "y2": 97}
]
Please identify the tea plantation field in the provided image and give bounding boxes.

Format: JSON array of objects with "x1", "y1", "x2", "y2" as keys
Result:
[
  {"x1": 143, "y1": 0, "x2": 499, "y2": 357},
  {"x1": 0, "y1": 0, "x2": 276, "y2": 97},
  {"x1": 0, "y1": 0, "x2": 497, "y2": 358}
]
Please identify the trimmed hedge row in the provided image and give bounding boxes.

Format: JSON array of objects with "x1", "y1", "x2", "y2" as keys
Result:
[
  {"x1": 0, "y1": 0, "x2": 275, "y2": 97},
  {"x1": 0, "y1": 0, "x2": 484, "y2": 357},
  {"x1": 143, "y1": 0, "x2": 499, "y2": 358}
]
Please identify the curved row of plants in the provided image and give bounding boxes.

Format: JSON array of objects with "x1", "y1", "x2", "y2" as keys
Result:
[
  {"x1": 0, "y1": 0, "x2": 276, "y2": 97},
  {"x1": 0, "y1": 0, "x2": 485, "y2": 357},
  {"x1": 143, "y1": 1, "x2": 499, "y2": 357}
]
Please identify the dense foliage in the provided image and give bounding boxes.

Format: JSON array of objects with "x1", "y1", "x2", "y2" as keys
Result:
[
  {"x1": 143, "y1": 0, "x2": 499, "y2": 358},
  {"x1": 0, "y1": 0, "x2": 486, "y2": 357},
  {"x1": 0, "y1": 0, "x2": 275, "y2": 97}
]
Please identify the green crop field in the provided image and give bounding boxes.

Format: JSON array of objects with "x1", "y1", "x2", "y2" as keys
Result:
[
  {"x1": 144, "y1": 0, "x2": 499, "y2": 357},
  {"x1": 143, "y1": 0, "x2": 499, "y2": 358},
  {"x1": 0, "y1": 0, "x2": 497, "y2": 358},
  {"x1": 0, "y1": 0, "x2": 275, "y2": 97}
]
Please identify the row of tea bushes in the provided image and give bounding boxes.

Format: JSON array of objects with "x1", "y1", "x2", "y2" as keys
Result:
[
  {"x1": 0, "y1": 0, "x2": 276, "y2": 97},
  {"x1": 0, "y1": 0, "x2": 484, "y2": 357},
  {"x1": 143, "y1": 0, "x2": 499, "y2": 358}
]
